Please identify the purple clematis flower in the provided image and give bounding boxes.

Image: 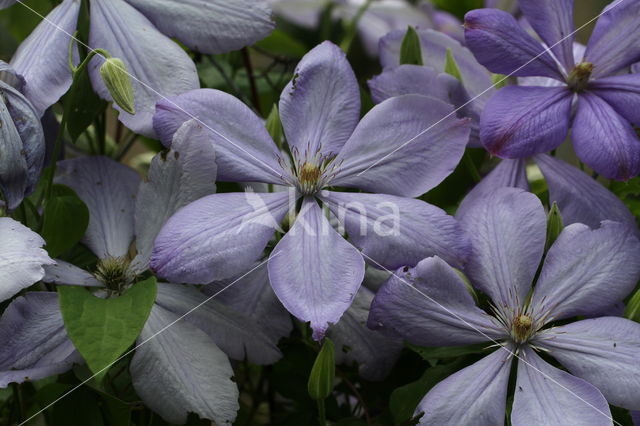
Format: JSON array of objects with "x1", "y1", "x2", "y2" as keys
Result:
[
  {"x1": 0, "y1": 61, "x2": 46, "y2": 210},
  {"x1": 1, "y1": 121, "x2": 288, "y2": 424},
  {"x1": 0, "y1": 217, "x2": 54, "y2": 303},
  {"x1": 369, "y1": 187, "x2": 640, "y2": 424},
  {"x1": 150, "y1": 41, "x2": 471, "y2": 340},
  {"x1": 5, "y1": 0, "x2": 274, "y2": 135},
  {"x1": 464, "y1": 0, "x2": 640, "y2": 180},
  {"x1": 268, "y1": 0, "x2": 433, "y2": 55}
]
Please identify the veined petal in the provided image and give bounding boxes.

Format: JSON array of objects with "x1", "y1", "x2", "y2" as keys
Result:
[
  {"x1": 535, "y1": 317, "x2": 640, "y2": 410},
  {"x1": 131, "y1": 304, "x2": 239, "y2": 424},
  {"x1": 460, "y1": 188, "x2": 546, "y2": 312},
  {"x1": 327, "y1": 287, "x2": 402, "y2": 381},
  {"x1": 512, "y1": 346, "x2": 611, "y2": 426},
  {"x1": 56, "y1": 157, "x2": 140, "y2": 259},
  {"x1": 416, "y1": 347, "x2": 513, "y2": 425},
  {"x1": 0, "y1": 292, "x2": 80, "y2": 387},
  {"x1": 279, "y1": 41, "x2": 360, "y2": 157},
  {"x1": 367, "y1": 65, "x2": 453, "y2": 105},
  {"x1": 43, "y1": 260, "x2": 102, "y2": 287},
  {"x1": 0, "y1": 218, "x2": 54, "y2": 302},
  {"x1": 464, "y1": 9, "x2": 563, "y2": 80},
  {"x1": 518, "y1": 0, "x2": 575, "y2": 72},
  {"x1": 204, "y1": 262, "x2": 292, "y2": 344},
  {"x1": 268, "y1": 197, "x2": 365, "y2": 341},
  {"x1": 151, "y1": 191, "x2": 292, "y2": 284},
  {"x1": 0, "y1": 94, "x2": 27, "y2": 210},
  {"x1": 125, "y1": 0, "x2": 274, "y2": 54},
  {"x1": 480, "y1": 86, "x2": 573, "y2": 158},
  {"x1": 572, "y1": 93, "x2": 640, "y2": 180},
  {"x1": 88, "y1": 0, "x2": 199, "y2": 137},
  {"x1": 456, "y1": 159, "x2": 529, "y2": 222},
  {"x1": 153, "y1": 89, "x2": 286, "y2": 184},
  {"x1": 584, "y1": 0, "x2": 640, "y2": 78},
  {"x1": 332, "y1": 95, "x2": 469, "y2": 197},
  {"x1": 132, "y1": 120, "x2": 217, "y2": 273},
  {"x1": 531, "y1": 221, "x2": 640, "y2": 323},
  {"x1": 368, "y1": 256, "x2": 505, "y2": 346},
  {"x1": 10, "y1": 0, "x2": 80, "y2": 116},
  {"x1": 589, "y1": 73, "x2": 640, "y2": 125},
  {"x1": 320, "y1": 191, "x2": 470, "y2": 269},
  {"x1": 535, "y1": 154, "x2": 637, "y2": 230}
]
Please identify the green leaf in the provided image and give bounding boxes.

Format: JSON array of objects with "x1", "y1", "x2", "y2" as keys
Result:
[
  {"x1": 64, "y1": 63, "x2": 108, "y2": 143},
  {"x1": 399, "y1": 26, "x2": 423, "y2": 66},
  {"x1": 407, "y1": 342, "x2": 487, "y2": 361},
  {"x1": 307, "y1": 338, "x2": 335, "y2": 400},
  {"x1": 389, "y1": 359, "x2": 465, "y2": 424},
  {"x1": 492, "y1": 73, "x2": 509, "y2": 89},
  {"x1": 444, "y1": 48, "x2": 463, "y2": 82},
  {"x1": 266, "y1": 104, "x2": 284, "y2": 146},
  {"x1": 41, "y1": 184, "x2": 90, "y2": 258},
  {"x1": 625, "y1": 287, "x2": 640, "y2": 322},
  {"x1": 545, "y1": 202, "x2": 564, "y2": 250},
  {"x1": 58, "y1": 277, "x2": 157, "y2": 382},
  {"x1": 255, "y1": 29, "x2": 307, "y2": 58}
]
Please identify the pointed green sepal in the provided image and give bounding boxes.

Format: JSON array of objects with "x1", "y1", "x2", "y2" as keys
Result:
[
  {"x1": 492, "y1": 73, "x2": 509, "y2": 89},
  {"x1": 266, "y1": 104, "x2": 283, "y2": 146},
  {"x1": 307, "y1": 338, "x2": 335, "y2": 400},
  {"x1": 545, "y1": 202, "x2": 564, "y2": 250},
  {"x1": 625, "y1": 288, "x2": 640, "y2": 322},
  {"x1": 444, "y1": 48, "x2": 463, "y2": 82},
  {"x1": 400, "y1": 26, "x2": 423, "y2": 66}
]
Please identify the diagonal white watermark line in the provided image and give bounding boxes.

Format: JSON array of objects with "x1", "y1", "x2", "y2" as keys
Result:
[
  {"x1": 355, "y1": 0, "x2": 628, "y2": 177},
  {"x1": 12, "y1": 0, "x2": 285, "y2": 181},
  {"x1": 359, "y1": 252, "x2": 620, "y2": 425},
  {"x1": 19, "y1": 256, "x2": 277, "y2": 426}
]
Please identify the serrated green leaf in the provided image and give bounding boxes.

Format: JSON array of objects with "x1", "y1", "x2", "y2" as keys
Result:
[
  {"x1": 400, "y1": 26, "x2": 423, "y2": 66},
  {"x1": 41, "y1": 184, "x2": 90, "y2": 258},
  {"x1": 444, "y1": 48, "x2": 463, "y2": 82},
  {"x1": 307, "y1": 338, "x2": 335, "y2": 400},
  {"x1": 58, "y1": 277, "x2": 157, "y2": 382}
]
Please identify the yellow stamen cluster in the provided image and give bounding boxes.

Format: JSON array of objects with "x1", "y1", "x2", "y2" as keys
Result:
[{"x1": 567, "y1": 62, "x2": 593, "y2": 93}]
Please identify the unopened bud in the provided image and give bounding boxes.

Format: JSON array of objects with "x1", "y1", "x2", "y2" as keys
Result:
[{"x1": 100, "y1": 58, "x2": 135, "y2": 115}]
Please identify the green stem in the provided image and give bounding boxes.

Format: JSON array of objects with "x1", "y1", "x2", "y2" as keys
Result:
[
  {"x1": 317, "y1": 398, "x2": 326, "y2": 426},
  {"x1": 463, "y1": 151, "x2": 481, "y2": 183},
  {"x1": 340, "y1": 0, "x2": 373, "y2": 53},
  {"x1": 42, "y1": 114, "x2": 68, "y2": 207},
  {"x1": 242, "y1": 47, "x2": 262, "y2": 115}
]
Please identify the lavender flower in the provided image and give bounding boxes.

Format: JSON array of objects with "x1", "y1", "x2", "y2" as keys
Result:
[
  {"x1": 369, "y1": 187, "x2": 640, "y2": 424},
  {"x1": 0, "y1": 61, "x2": 46, "y2": 210},
  {"x1": 5, "y1": 0, "x2": 274, "y2": 135},
  {"x1": 151, "y1": 41, "x2": 471, "y2": 340},
  {"x1": 464, "y1": 0, "x2": 640, "y2": 180}
]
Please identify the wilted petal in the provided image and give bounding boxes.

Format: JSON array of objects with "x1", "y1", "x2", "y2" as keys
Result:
[
  {"x1": 320, "y1": 191, "x2": 470, "y2": 269},
  {"x1": 535, "y1": 154, "x2": 637, "y2": 230},
  {"x1": 464, "y1": 9, "x2": 563, "y2": 80},
  {"x1": 0, "y1": 60, "x2": 25, "y2": 90},
  {"x1": 153, "y1": 89, "x2": 285, "y2": 184},
  {"x1": 131, "y1": 304, "x2": 239, "y2": 425},
  {"x1": 10, "y1": 0, "x2": 79, "y2": 116},
  {"x1": 0, "y1": 218, "x2": 54, "y2": 302},
  {"x1": 0, "y1": 93, "x2": 27, "y2": 210},
  {"x1": 368, "y1": 256, "x2": 505, "y2": 346},
  {"x1": 572, "y1": 93, "x2": 640, "y2": 180},
  {"x1": 332, "y1": 95, "x2": 469, "y2": 197},
  {"x1": 88, "y1": 0, "x2": 199, "y2": 137},
  {"x1": 125, "y1": 0, "x2": 274, "y2": 54},
  {"x1": 480, "y1": 86, "x2": 573, "y2": 158},
  {"x1": 204, "y1": 262, "x2": 292, "y2": 343},
  {"x1": 0, "y1": 292, "x2": 80, "y2": 387},
  {"x1": 531, "y1": 221, "x2": 640, "y2": 322},
  {"x1": 56, "y1": 157, "x2": 140, "y2": 259},
  {"x1": 43, "y1": 260, "x2": 102, "y2": 287},
  {"x1": 151, "y1": 191, "x2": 292, "y2": 284},
  {"x1": 518, "y1": 0, "x2": 575, "y2": 72},
  {"x1": 416, "y1": 347, "x2": 513, "y2": 425},
  {"x1": 268, "y1": 197, "x2": 365, "y2": 340},
  {"x1": 155, "y1": 283, "x2": 282, "y2": 364},
  {"x1": 279, "y1": 41, "x2": 360, "y2": 157},
  {"x1": 456, "y1": 159, "x2": 529, "y2": 222},
  {"x1": 461, "y1": 188, "x2": 546, "y2": 312},
  {"x1": 512, "y1": 346, "x2": 611, "y2": 426},
  {"x1": 535, "y1": 317, "x2": 640, "y2": 410},
  {"x1": 328, "y1": 287, "x2": 402, "y2": 381},
  {"x1": 589, "y1": 73, "x2": 640, "y2": 125},
  {"x1": 132, "y1": 120, "x2": 217, "y2": 273},
  {"x1": 584, "y1": 0, "x2": 640, "y2": 78}
]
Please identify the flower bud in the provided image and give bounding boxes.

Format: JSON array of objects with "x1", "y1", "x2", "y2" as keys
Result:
[{"x1": 100, "y1": 57, "x2": 136, "y2": 115}]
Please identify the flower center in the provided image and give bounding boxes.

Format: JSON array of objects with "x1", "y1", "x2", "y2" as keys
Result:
[
  {"x1": 284, "y1": 144, "x2": 341, "y2": 195},
  {"x1": 566, "y1": 62, "x2": 593, "y2": 93},
  {"x1": 95, "y1": 256, "x2": 133, "y2": 295},
  {"x1": 511, "y1": 314, "x2": 534, "y2": 344},
  {"x1": 299, "y1": 162, "x2": 322, "y2": 190}
]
